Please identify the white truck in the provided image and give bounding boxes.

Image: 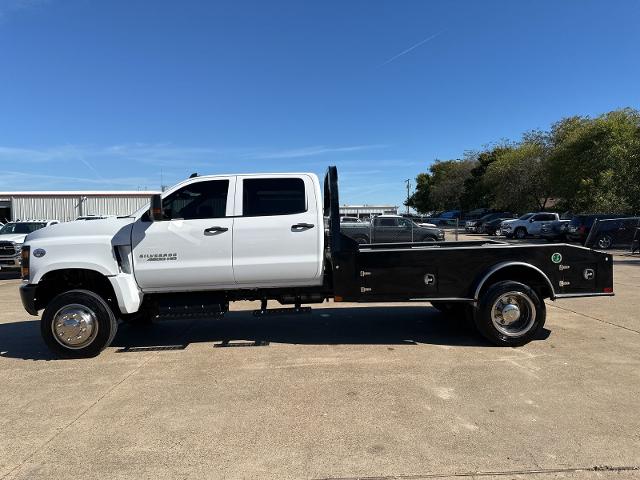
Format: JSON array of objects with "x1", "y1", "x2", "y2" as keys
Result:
[
  {"x1": 500, "y1": 213, "x2": 560, "y2": 239},
  {"x1": 0, "y1": 220, "x2": 60, "y2": 270},
  {"x1": 19, "y1": 167, "x2": 613, "y2": 358}
]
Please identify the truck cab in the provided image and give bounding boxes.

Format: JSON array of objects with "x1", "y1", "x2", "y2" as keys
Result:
[{"x1": 131, "y1": 173, "x2": 324, "y2": 290}]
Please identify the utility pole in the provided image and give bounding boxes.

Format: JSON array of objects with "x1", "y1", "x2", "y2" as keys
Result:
[{"x1": 405, "y1": 179, "x2": 411, "y2": 214}]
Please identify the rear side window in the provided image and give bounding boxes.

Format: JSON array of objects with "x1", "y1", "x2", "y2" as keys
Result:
[
  {"x1": 378, "y1": 218, "x2": 397, "y2": 227},
  {"x1": 243, "y1": 178, "x2": 306, "y2": 216},
  {"x1": 162, "y1": 180, "x2": 229, "y2": 220}
]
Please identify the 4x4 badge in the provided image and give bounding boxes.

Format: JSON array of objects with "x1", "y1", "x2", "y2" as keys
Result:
[{"x1": 551, "y1": 253, "x2": 562, "y2": 264}]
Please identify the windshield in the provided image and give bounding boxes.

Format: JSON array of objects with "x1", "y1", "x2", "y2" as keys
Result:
[
  {"x1": 517, "y1": 213, "x2": 534, "y2": 221},
  {"x1": 0, "y1": 222, "x2": 47, "y2": 235}
]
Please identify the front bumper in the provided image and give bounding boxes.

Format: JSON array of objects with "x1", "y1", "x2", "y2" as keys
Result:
[
  {"x1": 20, "y1": 284, "x2": 39, "y2": 316},
  {"x1": 0, "y1": 255, "x2": 21, "y2": 269}
]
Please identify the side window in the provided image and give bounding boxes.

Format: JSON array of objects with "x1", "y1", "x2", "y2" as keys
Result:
[
  {"x1": 242, "y1": 178, "x2": 306, "y2": 216},
  {"x1": 378, "y1": 218, "x2": 397, "y2": 227},
  {"x1": 162, "y1": 180, "x2": 229, "y2": 220},
  {"x1": 532, "y1": 214, "x2": 544, "y2": 221},
  {"x1": 398, "y1": 218, "x2": 412, "y2": 228}
]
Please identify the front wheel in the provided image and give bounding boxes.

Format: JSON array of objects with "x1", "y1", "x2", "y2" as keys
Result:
[
  {"x1": 514, "y1": 227, "x2": 527, "y2": 239},
  {"x1": 474, "y1": 281, "x2": 545, "y2": 347},
  {"x1": 596, "y1": 234, "x2": 613, "y2": 250},
  {"x1": 41, "y1": 289, "x2": 118, "y2": 358}
]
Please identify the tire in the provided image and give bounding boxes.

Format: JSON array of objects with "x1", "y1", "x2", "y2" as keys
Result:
[
  {"x1": 353, "y1": 235, "x2": 369, "y2": 245},
  {"x1": 474, "y1": 280, "x2": 545, "y2": 347},
  {"x1": 514, "y1": 227, "x2": 527, "y2": 240},
  {"x1": 421, "y1": 236, "x2": 437, "y2": 242},
  {"x1": 41, "y1": 289, "x2": 118, "y2": 358},
  {"x1": 596, "y1": 234, "x2": 613, "y2": 250}
]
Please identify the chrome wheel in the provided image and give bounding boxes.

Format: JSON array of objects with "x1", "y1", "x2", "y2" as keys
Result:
[
  {"x1": 597, "y1": 235, "x2": 612, "y2": 249},
  {"x1": 491, "y1": 291, "x2": 536, "y2": 338},
  {"x1": 52, "y1": 304, "x2": 99, "y2": 349}
]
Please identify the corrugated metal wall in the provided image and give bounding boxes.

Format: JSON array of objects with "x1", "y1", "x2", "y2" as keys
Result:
[
  {"x1": 84, "y1": 196, "x2": 151, "y2": 218},
  {"x1": 11, "y1": 195, "x2": 153, "y2": 222}
]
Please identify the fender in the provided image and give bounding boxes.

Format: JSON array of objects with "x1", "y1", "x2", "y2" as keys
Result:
[
  {"x1": 473, "y1": 261, "x2": 556, "y2": 301},
  {"x1": 108, "y1": 273, "x2": 144, "y2": 314}
]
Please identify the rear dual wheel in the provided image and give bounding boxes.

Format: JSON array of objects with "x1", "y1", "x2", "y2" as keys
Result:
[
  {"x1": 474, "y1": 281, "x2": 545, "y2": 346},
  {"x1": 432, "y1": 281, "x2": 545, "y2": 347}
]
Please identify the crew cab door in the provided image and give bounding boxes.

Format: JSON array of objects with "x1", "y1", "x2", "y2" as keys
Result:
[
  {"x1": 132, "y1": 177, "x2": 236, "y2": 290},
  {"x1": 529, "y1": 213, "x2": 556, "y2": 235},
  {"x1": 232, "y1": 175, "x2": 322, "y2": 286}
]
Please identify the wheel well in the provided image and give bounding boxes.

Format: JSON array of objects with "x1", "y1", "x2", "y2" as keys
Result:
[
  {"x1": 35, "y1": 269, "x2": 117, "y2": 311},
  {"x1": 476, "y1": 265, "x2": 554, "y2": 300}
]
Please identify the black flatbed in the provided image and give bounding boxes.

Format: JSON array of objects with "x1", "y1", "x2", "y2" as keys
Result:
[{"x1": 323, "y1": 166, "x2": 614, "y2": 304}]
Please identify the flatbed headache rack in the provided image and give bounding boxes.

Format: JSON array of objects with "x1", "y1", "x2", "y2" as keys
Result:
[{"x1": 322, "y1": 166, "x2": 614, "y2": 304}]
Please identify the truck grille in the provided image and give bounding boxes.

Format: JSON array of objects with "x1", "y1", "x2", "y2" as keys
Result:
[{"x1": 0, "y1": 241, "x2": 16, "y2": 256}]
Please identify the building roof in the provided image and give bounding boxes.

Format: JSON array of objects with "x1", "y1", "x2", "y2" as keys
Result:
[{"x1": 0, "y1": 191, "x2": 159, "y2": 197}]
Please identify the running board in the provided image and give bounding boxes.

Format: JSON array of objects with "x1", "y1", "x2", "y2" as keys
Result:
[{"x1": 253, "y1": 306, "x2": 312, "y2": 317}]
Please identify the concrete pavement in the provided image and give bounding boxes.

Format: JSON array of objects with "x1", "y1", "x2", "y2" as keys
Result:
[{"x1": 0, "y1": 256, "x2": 639, "y2": 479}]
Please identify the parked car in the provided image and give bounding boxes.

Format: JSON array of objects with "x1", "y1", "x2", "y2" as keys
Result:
[
  {"x1": 566, "y1": 214, "x2": 630, "y2": 245},
  {"x1": 540, "y1": 220, "x2": 571, "y2": 242},
  {"x1": 340, "y1": 216, "x2": 362, "y2": 223},
  {"x1": 585, "y1": 217, "x2": 640, "y2": 250},
  {"x1": 0, "y1": 220, "x2": 59, "y2": 270},
  {"x1": 500, "y1": 212, "x2": 559, "y2": 239},
  {"x1": 482, "y1": 217, "x2": 514, "y2": 236},
  {"x1": 429, "y1": 210, "x2": 462, "y2": 226},
  {"x1": 466, "y1": 212, "x2": 514, "y2": 233},
  {"x1": 341, "y1": 214, "x2": 445, "y2": 244}
]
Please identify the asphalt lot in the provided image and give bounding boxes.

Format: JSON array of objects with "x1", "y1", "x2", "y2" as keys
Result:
[{"x1": 1, "y1": 243, "x2": 639, "y2": 479}]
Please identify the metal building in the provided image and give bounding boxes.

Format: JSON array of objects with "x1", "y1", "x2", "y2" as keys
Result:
[
  {"x1": 0, "y1": 191, "x2": 159, "y2": 223},
  {"x1": 339, "y1": 204, "x2": 398, "y2": 220}
]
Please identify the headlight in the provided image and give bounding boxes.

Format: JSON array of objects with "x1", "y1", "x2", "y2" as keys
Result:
[
  {"x1": 21, "y1": 245, "x2": 30, "y2": 280},
  {"x1": 13, "y1": 242, "x2": 23, "y2": 253}
]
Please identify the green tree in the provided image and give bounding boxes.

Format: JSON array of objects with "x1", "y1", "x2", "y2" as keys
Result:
[
  {"x1": 484, "y1": 137, "x2": 553, "y2": 212},
  {"x1": 405, "y1": 159, "x2": 476, "y2": 213},
  {"x1": 548, "y1": 109, "x2": 640, "y2": 213},
  {"x1": 460, "y1": 145, "x2": 513, "y2": 210}
]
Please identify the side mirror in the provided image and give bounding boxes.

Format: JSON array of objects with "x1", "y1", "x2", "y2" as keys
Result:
[
  {"x1": 529, "y1": 218, "x2": 535, "y2": 223},
  {"x1": 149, "y1": 194, "x2": 163, "y2": 221}
]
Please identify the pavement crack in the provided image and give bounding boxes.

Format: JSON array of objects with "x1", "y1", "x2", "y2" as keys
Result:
[
  {"x1": 313, "y1": 464, "x2": 640, "y2": 479},
  {"x1": 549, "y1": 303, "x2": 640, "y2": 335},
  {"x1": 1, "y1": 354, "x2": 154, "y2": 479}
]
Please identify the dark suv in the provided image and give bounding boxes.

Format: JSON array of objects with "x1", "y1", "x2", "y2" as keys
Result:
[
  {"x1": 566, "y1": 214, "x2": 629, "y2": 245},
  {"x1": 585, "y1": 217, "x2": 640, "y2": 250}
]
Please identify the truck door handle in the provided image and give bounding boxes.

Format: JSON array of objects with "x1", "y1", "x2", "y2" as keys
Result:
[
  {"x1": 291, "y1": 223, "x2": 314, "y2": 231},
  {"x1": 204, "y1": 226, "x2": 228, "y2": 235}
]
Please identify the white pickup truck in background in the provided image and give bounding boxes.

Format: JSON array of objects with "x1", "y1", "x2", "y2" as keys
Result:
[
  {"x1": 500, "y1": 212, "x2": 559, "y2": 239},
  {"x1": 0, "y1": 220, "x2": 59, "y2": 270}
]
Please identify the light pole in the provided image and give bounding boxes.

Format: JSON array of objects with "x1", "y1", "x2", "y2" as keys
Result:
[{"x1": 405, "y1": 179, "x2": 411, "y2": 214}]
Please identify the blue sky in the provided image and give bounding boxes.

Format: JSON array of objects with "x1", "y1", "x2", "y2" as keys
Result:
[{"x1": 1, "y1": 0, "x2": 639, "y2": 206}]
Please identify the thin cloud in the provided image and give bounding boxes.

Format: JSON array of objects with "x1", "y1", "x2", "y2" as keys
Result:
[
  {"x1": 1, "y1": 171, "x2": 159, "y2": 190},
  {"x1": 0, "y1": 0, "x2": 49, "y2": 22},
  {"x1": 378, "y1": 30, "x2": 445, "y2": 68},
  {"x1": 249, "y1": 144, "x2": 387, "y2": 160}
]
